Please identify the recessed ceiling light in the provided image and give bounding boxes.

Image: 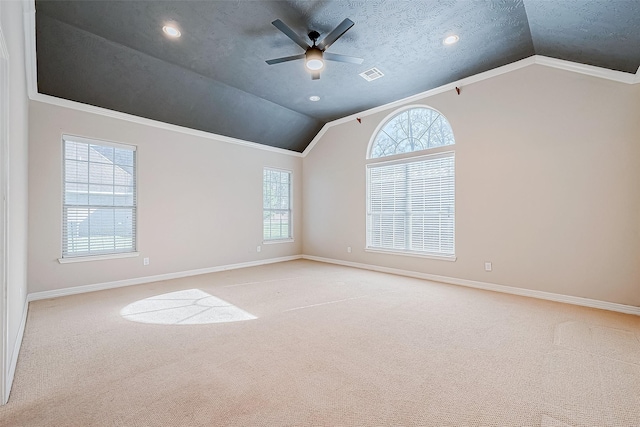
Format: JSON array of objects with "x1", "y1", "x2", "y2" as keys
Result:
[
  {"x1": 443, "y1": 35, "x2": 459, "y2": 45},
  {"x1": 163, "y1": 25, "x2": 181, "y2": 38},
  {"x1": 309, "y1": 96, "x2": 320, "y2": 102}
]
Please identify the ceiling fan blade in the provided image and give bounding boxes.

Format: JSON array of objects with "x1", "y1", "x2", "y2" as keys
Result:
[
  {"x1": 266, "y1": 53, "x2": 306, "y2": 65},
  {"x1": 317, "y1": 18, "x2": 355, "y2": 51},
  {"x1": 311, "y1": 72, "x2": 320, "y2": 80},
  {"x1": 324, "y1": 52, "x2": 364, "y2": 65},
  {"x1": 272, "y1": 19, "x2": 310, "y2": 51}
]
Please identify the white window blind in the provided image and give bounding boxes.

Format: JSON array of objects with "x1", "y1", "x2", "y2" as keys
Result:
[
  {"x1": 263, "y1": 168, "x2": 292, "y2": 241},
  {"x1": 367, "y1": 152, "x2": 455, "y2": 257},
  {"x1": 63, "y1": 136, "x2": 137, "y2": 258}
]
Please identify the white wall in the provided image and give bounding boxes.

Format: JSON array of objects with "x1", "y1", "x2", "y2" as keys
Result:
[
  {"x1": 303, "y1": 64, "x2": 640, "y2": 306},
  {"x1": 0, "y1": 0, "x2": 29, "y2": 402},
  {"x1": 28, "y1": 101, "x2": 301, "y2": 293}
]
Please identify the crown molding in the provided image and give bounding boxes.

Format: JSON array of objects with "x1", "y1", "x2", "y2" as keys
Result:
[
  {"x1": 302, "y1": 56, "x2": 539, "y2": 156},
  {"x1": 21, "y1": 0, "x2": 639, "y2": 159},
  {"x1": 30, "y1": 93, "x2": 303, "y2": 157},
  {"x1": 22, "y1": 0, "x2": 302, "y2": 158},
  {"x1": 534, "y1": 55, "x2": 639, "y2": 84},
  {"x1": 302, "y1": 55, "x2": 639, "y2": 157}
]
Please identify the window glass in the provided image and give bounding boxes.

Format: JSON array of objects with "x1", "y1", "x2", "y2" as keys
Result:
[
  {"x1": 63, "y1": 136, "x2": 136, "y2": 257},
  {"x1": 263, "y1": 168, "x2": 292, "y2": 241},
  {"x1": 370, "y1": 107, "x2": 454, "y2": 158}
]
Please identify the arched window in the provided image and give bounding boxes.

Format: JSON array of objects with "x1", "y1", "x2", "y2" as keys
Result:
[
  {"x1": 369, "y1": 107, "x2": 455, "y2": 159},
  {"x1": 366, "y1": 106, "x2": 455, "y2": 259}
]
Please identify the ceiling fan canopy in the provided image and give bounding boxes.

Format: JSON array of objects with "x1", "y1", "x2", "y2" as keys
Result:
[{"x1": 266, "y1": 18, "x2": 364, "y2": 80}]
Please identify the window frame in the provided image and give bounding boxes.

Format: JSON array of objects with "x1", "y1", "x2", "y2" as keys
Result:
[
  {"x1": 59, "y1": 135, "x2": 139, "y2": 263},
  {"x1": 365, "y1": 105, "x2": 456, "y2": 261},
  {"x1": 262, "y1": 167, "x2": 293, "y2": 244}
]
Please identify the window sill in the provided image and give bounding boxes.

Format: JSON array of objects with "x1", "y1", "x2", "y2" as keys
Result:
[
  {"x1": 365, "y1": 248, "x2": 456, "y2": 262},
  {"x1": 58, "y1": 252, "x2": 140, "y2": 264},
  {"x1": 263, "y1": 239, "x2": 294, "y2": 245}
]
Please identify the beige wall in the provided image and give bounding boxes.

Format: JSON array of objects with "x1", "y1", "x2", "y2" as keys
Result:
[
  {"x1": 28, "y1": 101, "x2": 302, "y2": 293},
  {"x1": 26, "y1": 63, "x2": 640, "y2": 307},
  {"x1": 1, "y1": 0, "x2": 30, "y2": 399},
  {"x1": 303, "y1": 64, "x2": 640, "y2": 306}
]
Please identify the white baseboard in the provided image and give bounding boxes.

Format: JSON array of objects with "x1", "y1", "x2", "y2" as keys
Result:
[
  {"x1": 8, "y1": 252, "x2": 637, "y2": 404},
  {"x1": 4, "y1": 297, "x2": 28, "y2": 404},
  {"x1": 301, "y1": 255, "x2": 640, "y2": 316},
  {"x1": 28, "y1": 255, "x2": 302, "y2": 302},
  {"x1": 27, "y1": 253, "x2": 640, "y2": 315}
]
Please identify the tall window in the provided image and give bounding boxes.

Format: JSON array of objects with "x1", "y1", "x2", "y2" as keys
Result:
[
  {"x1": 366, "y1": 106, "x2": 455, "y2": 258},
  {"x1": 263, "y1": 168, "x2": 292, "y2": 241},
  {"x1": 63, "y1": 136, "x2": 137, "y2": 258}
]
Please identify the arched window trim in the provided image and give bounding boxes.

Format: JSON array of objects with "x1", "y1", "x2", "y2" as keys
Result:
[{"x1": 366, "y1": 104, "x2": 455, "y2": 160}]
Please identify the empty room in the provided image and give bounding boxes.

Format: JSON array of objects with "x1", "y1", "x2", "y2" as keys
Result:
[{"x1": 1, "y1": 0, "x2": 639, "y2": 425}]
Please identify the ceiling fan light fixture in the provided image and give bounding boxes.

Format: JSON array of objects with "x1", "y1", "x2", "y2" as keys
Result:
[
  {"x1": 163, "y1": 25, "x2": 181, "y2": 38},
  {"x1": 306, "y1": 59, "x2": 324, "y2": 71},
  {"x1": 305, "y1": 48, "x2": 324, "y2": 71},
  {"x1": 443, "y1": 34, "x2": 459, "y2": 45}
]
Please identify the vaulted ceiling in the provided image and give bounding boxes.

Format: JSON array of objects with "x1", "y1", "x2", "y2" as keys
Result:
[{"x1": 35, "y1": 1, "x2": 640, "y2": 152}]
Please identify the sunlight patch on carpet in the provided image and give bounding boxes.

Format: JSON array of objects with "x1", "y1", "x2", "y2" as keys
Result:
[{"x1": 120, "y1": 289, "x2": 257, "y2": 325}]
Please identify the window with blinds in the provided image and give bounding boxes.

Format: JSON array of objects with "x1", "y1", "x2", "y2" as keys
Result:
[
  {"x1": 263, "y1": 168, "x2": 292, "y2": 241},
  {"x1": 366, "y1": 106, "x2": 455, "y2": 258},
  {"x1": 63, "y1": 136, "x2": 137, "y2": 258},
  {"x1": 367, "y1": 153, "x2": 455, "y2": 256}
]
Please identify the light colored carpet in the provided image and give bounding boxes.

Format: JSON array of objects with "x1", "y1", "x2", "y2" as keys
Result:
[{"x1": 1, "y1": 260, "x2": 639, "y2": 426}]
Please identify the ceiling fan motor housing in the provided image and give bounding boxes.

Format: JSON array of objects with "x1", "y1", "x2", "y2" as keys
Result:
[{"x1": 308, "y1": 30, "x2": 321, "y2": 44}]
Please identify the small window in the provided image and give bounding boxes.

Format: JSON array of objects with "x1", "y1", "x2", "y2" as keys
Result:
[
  {"x1": 366, "y1": 106, "x2": 455, "y2": 258},
  {"x1": 369, "y1": 107, "x2": 454, "y2": 159},
  {"x1": 63, "y1": 136, "x2": 136, "y2": 258},
  {"x1": 263, "y1": 168, "x2": 292, "y2": 241}
]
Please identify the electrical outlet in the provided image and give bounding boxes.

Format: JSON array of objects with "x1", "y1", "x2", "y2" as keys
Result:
[
  {"x1": 143, "y1": 257, "x2": 150, "y2": 266},
  {"x1": 347, "y1": 246, "x2": 352, "y2": 253},
  {"x1": 257, "y1": 246, "x2": 261, "y2": 253},
  {"x1": 484, "y1": 262, "x2": 492, "y2": 272}
]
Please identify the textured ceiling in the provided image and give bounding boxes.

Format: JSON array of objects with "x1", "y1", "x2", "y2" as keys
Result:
[{"x1": 34, "y1": 1, "x2": 640, "y2": 152}]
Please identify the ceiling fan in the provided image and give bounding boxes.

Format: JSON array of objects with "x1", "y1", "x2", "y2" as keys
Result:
[{"x1": 266, "y1": 18, "x2": 364, "y2": 80}]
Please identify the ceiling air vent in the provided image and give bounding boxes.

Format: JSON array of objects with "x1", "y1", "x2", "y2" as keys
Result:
[{"x1": 359, "y1": 67, "x2": 384, "y2": 82}]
